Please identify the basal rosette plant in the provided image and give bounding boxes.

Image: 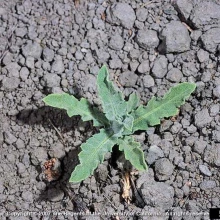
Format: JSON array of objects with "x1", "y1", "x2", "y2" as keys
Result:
[{"x1": 43, "y1": 65, "x2": 196, "y2": 183}]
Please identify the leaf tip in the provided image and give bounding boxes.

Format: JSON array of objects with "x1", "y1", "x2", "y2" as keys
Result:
[
  {"x1": 98, "y1": 65, "x2": 109, "y2": 79},
  {"x1": 42, "y1": 97, "x2": 46, "y2": 103},
  {"x1": 183, "y1": 82, "x2": 197, "y2": 91},
  {"x1": 69, "y1": 169, "x2": 83, "y2": 183},
  {"x1": 42, "y1": 95, "x2": 51, "y2": 105},
  {"x1": 69, "y1": 177, "x2": 80, "y2": 183}
]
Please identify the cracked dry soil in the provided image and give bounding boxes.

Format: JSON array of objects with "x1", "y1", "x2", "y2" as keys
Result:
[{"x1": 0, "y1": 0, "x2": 220, "y2": 220}]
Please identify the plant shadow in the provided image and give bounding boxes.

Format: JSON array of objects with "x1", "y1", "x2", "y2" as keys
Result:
[
  {"x1": 16, "y1": 106, "x2": 81, "y2": 132},
  {"x1": 16, "y1": 106, "x2": 97, "y2": 213}
]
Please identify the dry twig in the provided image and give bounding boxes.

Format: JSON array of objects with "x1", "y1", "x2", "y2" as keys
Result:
[
  {"x1": 182, "y1": 22, "x2": 193, "y2": 32},
  {"x1": 103, "y1": 194, "x2": 118, "y2": 211},
  {"x1": 48, "y1": 119, "x2": 66, "y2": 145}
]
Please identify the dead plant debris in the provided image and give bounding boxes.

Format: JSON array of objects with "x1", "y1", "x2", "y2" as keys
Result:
[
  {"x1": 121, "y1": 172, "x2": 131, "y2": 204},
  {"x1": 43, "y1": 158, "x2": 61, "y2": 182}
]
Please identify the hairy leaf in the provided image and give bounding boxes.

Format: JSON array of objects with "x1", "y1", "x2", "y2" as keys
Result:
[
  {"x1": 97, "y1": 65, "x2": 127, "y2": 122},
  {"x1": 43, "y1": 93, "x2": 108, "y2": 126},
  {"x1": 91, "y1": 107, "x2": 110, "y2": 127},
  {"x1": 110, "y1": 115, "x2": 134, "y2": 137},
  {"x1": 42, "y1": 65, "x2": 197, "y2": 183},
  {"x1": 123, "y1": 114, "x2": 134, "y2": 131},
  {"x1": 127, "y1": 93, "x2": 140, "y2": 113},
  {"x1": 111, "y1": 120, "x2": 124, "y2": 137},
  {"x1": 132, "y1": 82, "x2": 196, "y2": 132},
  {"x1": 69, "y1": 129, "x2": 117, "y2": 183},
  {"x1": 118, "y1": 136, "x2": 147, "y2": 171}
]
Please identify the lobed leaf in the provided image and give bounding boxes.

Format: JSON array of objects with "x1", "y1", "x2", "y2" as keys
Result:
[
  {"x1": 69, "y1": 129, "x2": 117, "y2": 183},
  {"x1": 118, "y1": 136, "x2": 147, "y2": 171},
  {"x1": 111, "y1": 120, "x2": 124, "y2": 137},
  {"x1": 132, "y1": 82, "x2": 196, "y2": 132},
  {"x1": 123, "y1": 114, "x2": 134, "y2": 131},
  {"x1": 43, "y1": 93, "x2": 108, "y2": 127},
  {"x1": 97, "y1": 65, "x2": 127, "y2": 122},
  {"x1": 91, "y1": 107, "x2": 110, "y2": 127},
  {"x1": 127, "y1": 93, "x2": 140, "y2": 113}
]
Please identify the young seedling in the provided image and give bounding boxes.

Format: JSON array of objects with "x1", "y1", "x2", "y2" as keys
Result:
[{"x1": 43, "y1": 65, "x2": 196, "y2": 183}]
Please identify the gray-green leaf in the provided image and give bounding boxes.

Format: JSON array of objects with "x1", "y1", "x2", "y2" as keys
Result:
[
  {"x1": 127, "y1": 93, "x2": 140, "y2": 113},
  {"x1": 111, "y1": 120, "x2": 124, "y2": 137},
  {"x1": 43, "y1": 93, "x2": 108, "y2": 127},
  {"x1": 118, "y1": 136, "x2": 147, "y2": 171},
  {"x1": 97, "y1": 65, "x2": 127, "y2": 122},
  {"x1": 132, "y1": 82, "x2": 196, "y2": 132},
  {"x1": 123, "y1": 114, "x2": 134, "y2": 131},
  {"x1": 69, "y1": 129, "x2": 117, "y2": 183}
]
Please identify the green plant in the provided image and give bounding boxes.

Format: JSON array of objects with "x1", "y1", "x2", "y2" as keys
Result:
[{"x1": 43, "y1": 65, "x2": 196, "y2": 183}]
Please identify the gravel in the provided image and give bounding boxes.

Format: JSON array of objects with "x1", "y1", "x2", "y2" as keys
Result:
[
  {"x1": 2, "y1": 76, "x2": 20, "y2": 91},
  {"x1": 143, "y1": 74, "x2": 155, "y2": 88},
  {"x1": 21, "y1": 191, "x2": 34, "y2": 203},
  {"x1": 173, "y1": 0, "x2": 193, "y2": 21},
  {"x1": 200, "y1": 180, "x2": 216, "y2": 191},
  {"x1": 159, "y1": 21, "x2": 191, "y2": 53},
  {"x1": 95, "y1": 163, "x2": 109, "y2": 182},
  {"x1": 30, "y1": 147, "x2": 48, "y2": 165},
  {"x1": 199, "y1": 164, "x2": 212, "y2": 177},
  {"x1": 190, "y1": 1, "x2": 220, "y2": 28},
  {"x1": 5, "y1": 62, "x2": 21, "y2": 77},
  {"x1": 166, "y1": 68, "x2": 183, "y2": 82},
  {"x1": 106, "y1": 3, "x2": 136, "y2": 29},
  {"x1": 194, "y1": 108, "x2": 212, "y2": 128},
  {"x1": 140, "y1": 181, "x2": 174, "y2": 210},
  {"x1": 204, "y1": 144, "x2": 220, "y2": 167},
  {"x1": 213, "y1": 85, "x2": 220, "y2": 98},
  {"x1": 201, "y1": 28, "x2": 220, "y2": 53},
  {"x1": 152, "y1": 55, "x2": 168, "y2": 78},
  {"x1": 4, "y1": 131, "x2": 17, "y2": 144},
  {"x1": 193, "y1": 139, "x2": 207, "y2": 154},
  {"x1": 146, "y1": 145, "x2": 164, "y2": 165},
  {"x1": 138, "y1": 60, "x2": 150, "y2": 74},
  {"x1": 1, "y1": 0, "x2": 219, "y2": 218},
  {"x1": 26, "y1": 56, "x2": 35, "y2": 69},
  {"x1": 210, "y1": 104, "x2": 220, "y2": 116},
  {"x1": 15, "y1": 27, "x2": 27, "y2": 37},
  {"x1": 136, "y1": 8, "x2": 148, "y2": 22},
  {"x1": 109, "y1": 34, "x2": 124, "y2": 51},
  {"x1": 17, "y1": 162, "x2": 26, "y2": 174},
  {"x1": 22, "y1": 41, "x2": 42, "y2": 59},
  {"x1": 51, "y1": 55, "x2": 65, "y2": 74},
  {"x1": 15, "y1": 138, "x2": 25, "y2": 149},
  {"x1": 2, "y1": 52, "x2": 13, "y2": 65},
  {"x1": 42, "y1": 73, "x2": 61, "y2": 88},
  {"x1": 154, "y1": 158, "x2": 174, "y2": 180},
  {"x1": 118, "y1": 70, "x2": 138, "y2": 87},
  {"x1": 197, "y1": 49, "x2": 209, "y2": 63},
  {"x1": 136, "y1": 29, "x2": 159, "y2": 50},
  {"x1": 43, "y1": 47, "x2": 55, "y2": 62}
]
